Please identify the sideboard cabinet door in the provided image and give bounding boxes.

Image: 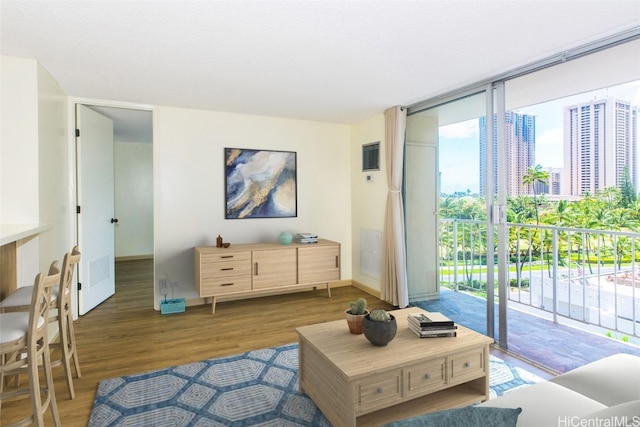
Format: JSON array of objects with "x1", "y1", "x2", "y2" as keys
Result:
[
  {"x1": 252, "y1": 248, "x2": 297, "y2": 290},
  {"x1": 298, "y1": 244, "x2": 340, "y2": 284}
]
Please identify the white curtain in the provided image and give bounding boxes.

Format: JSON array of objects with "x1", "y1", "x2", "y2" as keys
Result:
[{"x1": 381, "y1": 106, "x2": 409, "y2": 307}]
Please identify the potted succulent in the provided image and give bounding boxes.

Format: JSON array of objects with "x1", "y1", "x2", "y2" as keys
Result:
[
  {"x1": 362, "y1": 308, "x2": 397, "y2": 346},
  {"x1": 345, "y1": 297, "x2": 368, "y2": 334}
]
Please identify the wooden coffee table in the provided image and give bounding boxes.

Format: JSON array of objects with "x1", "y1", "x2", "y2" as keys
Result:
[{"x1": 296, "y1": 307, "x2": 493, "y2": 427}]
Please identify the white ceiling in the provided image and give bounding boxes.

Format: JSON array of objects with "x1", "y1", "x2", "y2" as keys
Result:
[{"x1": 2, "y1": 0, "x2": 639, "y2": 133}]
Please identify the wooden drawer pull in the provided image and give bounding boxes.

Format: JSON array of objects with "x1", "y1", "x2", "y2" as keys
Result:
[
  {"x1": 221, "y1": 283, "x2": 234, "y2": 286},
  {"x1": 221, "y1": 255, "x2": 234, "y2": 258},
  {"x1": 221, "y1": 267, "x2": 234, "y2": 271},
  {"x1": 335, "y1": 256, "x2": 339, "y2": 268},
  {"x1": 425, "y1": 373, "x2": 431, "y2": 379},
  {"x1": 377, "y1": 387, "x2": 384, "y2": 394},
  {"x1": 464, "y1": 362, "x2": 470, "y2": 368},
  {"x1": 254, "y1": 263, "x2": 259, "y2": 275}
]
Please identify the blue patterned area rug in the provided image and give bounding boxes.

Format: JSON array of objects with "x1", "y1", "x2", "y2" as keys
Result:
[{"x1": 89, "y1": 343, "x2": 542, "y2": 426}]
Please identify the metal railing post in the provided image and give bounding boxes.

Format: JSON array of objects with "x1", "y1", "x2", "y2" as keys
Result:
[
  {"x1": 453, "y1": 221, "x2": 459, "y2": 290},
  {"x1": 552, "y1": 229, "x2": 558, "y2": 324}
]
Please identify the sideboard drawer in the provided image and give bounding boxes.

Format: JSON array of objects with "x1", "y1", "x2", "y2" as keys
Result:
[
  {"x1": 355, "y1": 370, "x2": 403, "y2": 415},
  {"x1": 406, "y1": 357, "x2": 447, "y2": 397},
  {"x1": 200, "y1": 259, "x2": 252, "y2": 278},
  {"x1": 449, "y1": 349, "x2": 486, "y2": 385},
  {"x1": 200, "y1": 251, "x2": 252, "y2": 264},
  {"x1": 200, "y1": 275, "x2": 252, "y2": 295}
]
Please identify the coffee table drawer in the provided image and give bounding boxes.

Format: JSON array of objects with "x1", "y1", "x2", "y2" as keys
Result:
[
  {"x1": 355, "y1": 370, "x2": 403, "y2": 415},
  {"x1": 406, "y1": 357, "x2": 447, "y2": 397},
  {"x1": 449, "y1": 349, "x2": 485, "y2": 385}
]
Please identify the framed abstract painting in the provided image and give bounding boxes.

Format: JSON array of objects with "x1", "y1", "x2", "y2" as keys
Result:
[{"x1": 224, "y1": 148, "x2": 297, "y2": 219}]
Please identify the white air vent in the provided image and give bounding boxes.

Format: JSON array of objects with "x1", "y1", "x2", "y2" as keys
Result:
[
  {"x1": 89, "y1": 255, "x2": 110, "y2": 287},
  {"x1": 360, "y1": 228, "x2": 381, "y2": 279},
  {"x1": 362, "y1": 142, "x2": 380, "y2": 171}
]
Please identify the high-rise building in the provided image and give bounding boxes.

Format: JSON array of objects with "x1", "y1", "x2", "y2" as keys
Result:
[
  {"x1": 535, "y1": 167, "x2": 562, "y2": 195},
  {"x1": 564, "y1": 98, "x2": 638, "y2": 196},
  {"x1": 479, "y1": 112, "x2": 536, "y2": 196}
]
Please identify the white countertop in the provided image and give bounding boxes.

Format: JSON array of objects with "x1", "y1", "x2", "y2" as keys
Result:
[{"x1": 0, "y1": 223, "x2": 51, "y2": 246}]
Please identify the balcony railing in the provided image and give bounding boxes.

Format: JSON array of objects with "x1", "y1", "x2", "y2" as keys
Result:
[{"x1": 439, "y1": 219, "x2": 640, "y2": 341}]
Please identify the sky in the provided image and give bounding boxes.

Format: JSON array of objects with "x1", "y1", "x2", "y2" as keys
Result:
[{"x1": 438, "y1": 80, "x2": 640, "y2": 195}]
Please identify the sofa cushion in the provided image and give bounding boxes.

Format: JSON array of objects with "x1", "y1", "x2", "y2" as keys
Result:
[
  {"x1": 579, "y1": 400, "x2": 640, "y2": 423},
  {"x1": 549, "y1": 354, "x2": 640, "y2": 406},
  {"x1": 478, "y1": 381, "x2": 606, "y2": 427},
  {"x1": 384, "y1": 406, "x2": 522, "y2": 427}
]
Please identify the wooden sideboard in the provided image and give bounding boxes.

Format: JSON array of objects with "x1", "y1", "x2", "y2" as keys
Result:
[{"x1": 194, "y1": 239, "x2": 340, "y2": 313}]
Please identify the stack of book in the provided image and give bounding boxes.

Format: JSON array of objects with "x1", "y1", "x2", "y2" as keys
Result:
[
  {"x1": 295, "y1": 233, "x2": 318, "y2": 244},
  {"x1": 407, "y1": 312, "x2": 457, "y2": 338}
]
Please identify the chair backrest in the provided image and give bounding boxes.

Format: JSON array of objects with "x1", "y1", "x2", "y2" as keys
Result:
[
  {"x1": 47, "y1": 260, "x2": 60, "y2": 276},
  {"x1": 28, "y1": 265, "x2": 61, "y2": 350},
  {"x1": 59, "y1": 246, "x2": 81, "y2": 314}
]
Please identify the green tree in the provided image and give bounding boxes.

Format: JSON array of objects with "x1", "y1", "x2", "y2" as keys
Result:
[
  {"x1": 597, "y1": 187, "x2": 621, "y2": 210},
  {"x1": 522, "y1": 165, "x2": 549, "y2": 225},
  {"x1": 620, "y1": 166, "x2": 637, "y2": 208}
]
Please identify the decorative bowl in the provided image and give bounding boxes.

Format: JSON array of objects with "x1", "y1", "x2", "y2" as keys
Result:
[{"x1": 362, "y1": 314, "x2": 397, "y2": 346}]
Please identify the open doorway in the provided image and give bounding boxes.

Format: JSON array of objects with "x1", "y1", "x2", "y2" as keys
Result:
[{"x1": 75, "y1": 104, "x2": 154, "y2": 314}]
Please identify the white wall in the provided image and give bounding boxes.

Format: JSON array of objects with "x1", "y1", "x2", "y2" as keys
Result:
[
  {"x1": 2, "y1": 55, "x2": 385, "y2": 310},
  {"x1": 1, "y1": 58, "x2": 40, "y2": 284},
  {"x1": 114, "y1": 141, "x2": 153, "y2": 258},
  {"x1": 37, "y1": 61, "x2": 72, "y2": 270},
  {"x1": 0, "y1": 56, "x2": 70, "y2": 285},
  {"x1": 154, "y1": 106, "x2": 352, "y2": 305},
  {"x1": 350, "y1": 114, "x2": 387, "y2": 293},
  {"x1": 1, "y1": 57, "x2": 39, "y2": 224}
]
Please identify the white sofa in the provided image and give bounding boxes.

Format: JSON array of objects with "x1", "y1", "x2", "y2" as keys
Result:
[{"x1": 478, "y1": 353, "x2": 640, "y2": 427}]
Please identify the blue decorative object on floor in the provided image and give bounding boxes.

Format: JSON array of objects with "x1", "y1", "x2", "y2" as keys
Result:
[
  {"x1": 160, "y1": 298, "x2": 186, "y2": 315},
  {"x1": 89, "y1": 343, "x2": 542, "y2": 426}
]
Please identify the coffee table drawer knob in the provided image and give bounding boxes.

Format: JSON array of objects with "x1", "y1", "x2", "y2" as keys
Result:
[
  {"x1": 425, "y1": 373, "x2": 431, "y2": 379},
  {"x1": 464, "y1": 362, "x2": 471, "y2": 368},
  {"x1": 377, "y1": 387, "x2": 384, "y2": 393}
]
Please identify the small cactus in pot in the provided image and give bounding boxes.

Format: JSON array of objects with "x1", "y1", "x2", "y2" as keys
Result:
[
  {"x1": 349, "y1": 298, "x2": 368, "y2": 315},
  {"x1": 345, "y1": 298, "x2": 368, "y2": 334},
  {"x1": 363, "y1": 308, "x2": 397, "y2": 346},
  {"x1": 368, "y1": 308, "x2": 392, "y2": 322}
]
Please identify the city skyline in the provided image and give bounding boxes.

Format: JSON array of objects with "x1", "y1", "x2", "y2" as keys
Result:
[{"x1": 438, "y1": 80, "x2": 640, "y2": 195}]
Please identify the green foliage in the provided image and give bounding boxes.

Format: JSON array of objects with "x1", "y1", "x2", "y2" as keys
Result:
[
  {"x1": 522, "y1": 164, "x2": 550, "y2": 224},
  {"x1": 509, "y1": 278, "x2": 530, "y2": 288},
  {"x1": 621, "y1": 166, "x2": 637, "y2": 208},
  {"x1": 348, "y1": 298, "x2": 367, "y2": 315},
  {"x1": 369, "y1": 308, "x2": 391, "y2": 322},
  {"x1": 606, "y1": 331, "x2": 630, "y2": 343},
  {"x1": 440, "y1": 185, "x2": 640, "y2": 233}
]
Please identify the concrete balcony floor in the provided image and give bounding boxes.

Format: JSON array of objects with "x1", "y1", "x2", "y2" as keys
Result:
[{"x1": 412, "y1": 288, "x2": 640, "y2": 374}]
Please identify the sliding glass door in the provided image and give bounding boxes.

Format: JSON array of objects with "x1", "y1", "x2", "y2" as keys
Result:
[
  {"x1": 405, "y1": 36, "x2": 640, "y2": 360},
  {"x1": 405, "y1": 89, "x2": 501, "y2": 341}
]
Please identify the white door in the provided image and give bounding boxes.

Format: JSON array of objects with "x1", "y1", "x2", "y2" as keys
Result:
[{"x1": 76, "y1": 105, "x2": 116, "y2": 315}]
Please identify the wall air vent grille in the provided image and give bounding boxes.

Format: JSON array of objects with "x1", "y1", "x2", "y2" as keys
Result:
[
  {"x1": 362, "y1": 141, "x2": 380, "y2": 171},
  {"x1": 89, "y1": 255, "x2": 110, "y2": 287}
]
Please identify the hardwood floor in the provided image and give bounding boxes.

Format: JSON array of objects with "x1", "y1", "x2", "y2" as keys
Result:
[{"x1": 1, "y1": 259, "x2": 551, "y2": 426}]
